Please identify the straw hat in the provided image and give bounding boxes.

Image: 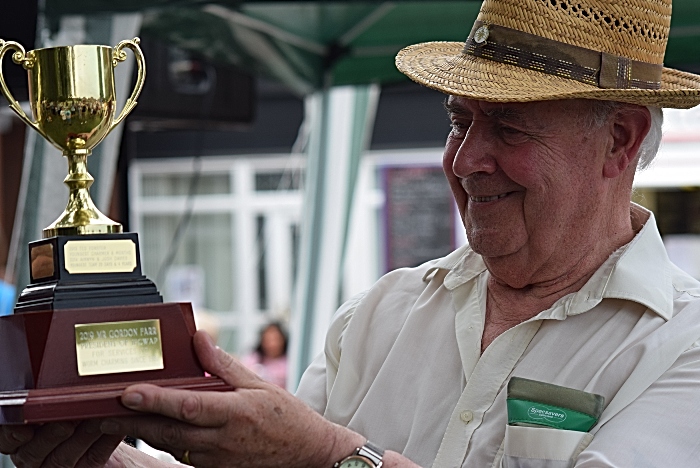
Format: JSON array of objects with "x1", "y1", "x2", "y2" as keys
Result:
[{"x1": 396, "y1": 0, "x2": 700, "y2": 109}]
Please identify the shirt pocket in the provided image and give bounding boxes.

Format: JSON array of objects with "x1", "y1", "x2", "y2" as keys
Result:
[{"x1": 501, "y1": 425, "x2": 593, "y2": 468}]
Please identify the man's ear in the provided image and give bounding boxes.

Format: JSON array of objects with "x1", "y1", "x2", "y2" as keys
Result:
[{"x1": 602, "y1": 105, "x2": 652, "y2": 179}]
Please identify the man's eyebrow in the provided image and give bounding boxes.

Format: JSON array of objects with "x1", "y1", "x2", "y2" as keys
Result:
[
  {"x1": 443, "y1": 99, "x2": 469, "y2": 116},
  {"x1": 443, "y1": 100, "x2": 528, "y2": 127},
  {"x1": 482, "y1": 106, "x2": 527, "y2": 126}
]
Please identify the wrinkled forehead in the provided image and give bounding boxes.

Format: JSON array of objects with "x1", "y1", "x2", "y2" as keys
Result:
[
  {"x1": 445, "y1": 96, "x2": 527, "y2": 117},
  {"x1": 445, "y1": 96, "x2": 595, "y2": 126},
  {"x1": 446, "y1": 95, "x2": 594, "y2": 111}
]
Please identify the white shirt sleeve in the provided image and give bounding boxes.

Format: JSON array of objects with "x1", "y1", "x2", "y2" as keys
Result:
[
  {"x1": 295, "y1": 291, "x2": 366, "y2": 414},
  {"x1": 576, "y1": 341, "x2": 700, "y2": 467},
  {"x1": 295, "y1": 350, "x2": 329, "y2": 414}
]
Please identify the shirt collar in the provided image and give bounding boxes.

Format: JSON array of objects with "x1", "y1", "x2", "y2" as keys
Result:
[
  {"x1": 579, "y1": 203, "x2": 673, "y2": 321},
  {"x1": 425, "y1": 203, "x2": 674, "y2": 321},
  {"x1": 422, "y1": 244, "x2": 484, "y2": 288}
]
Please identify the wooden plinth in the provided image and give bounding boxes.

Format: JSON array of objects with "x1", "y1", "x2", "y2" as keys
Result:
[
  {"x1": 0, "y1": 376, "x2": 231, "y2": 424},
  {"x1": 0, "y1": 302, "x2": 233, "y2": 424}
]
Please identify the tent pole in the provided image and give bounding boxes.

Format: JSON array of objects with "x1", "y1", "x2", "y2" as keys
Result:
[{"x1": 288, "y1": 84, "x2": 379, "y2": 390}]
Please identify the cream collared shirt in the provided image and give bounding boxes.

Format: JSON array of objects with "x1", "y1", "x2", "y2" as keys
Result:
[{"x1": 296, "y1": 205, "x2": 700, "y2": 467}]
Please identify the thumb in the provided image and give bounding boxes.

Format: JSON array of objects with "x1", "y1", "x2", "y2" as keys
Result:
[{"x1": 193, "y1": 330, "x2": 264, "y2": 389}]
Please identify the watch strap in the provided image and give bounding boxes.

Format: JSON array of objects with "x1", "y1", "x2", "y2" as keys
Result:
[
  {"x1": 333, "y1": 441, "x2": 385, "y2": 468},
  {"x1": 357, "y1": 441, "x2": 384, "y2": 467}
]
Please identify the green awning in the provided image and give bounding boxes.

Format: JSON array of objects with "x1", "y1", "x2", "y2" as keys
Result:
[{"x1": 42, "y1": 1, "x2": 700, "y2": 95}]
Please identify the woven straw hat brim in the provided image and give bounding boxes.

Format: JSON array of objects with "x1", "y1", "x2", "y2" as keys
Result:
[{"x1": 396, "y1": 42, "x2": 700, "y2": 109}]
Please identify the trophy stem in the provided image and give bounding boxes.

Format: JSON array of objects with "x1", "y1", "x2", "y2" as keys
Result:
[{"x1": 42, "y1": 151, "x2": 123, "y2": 238}]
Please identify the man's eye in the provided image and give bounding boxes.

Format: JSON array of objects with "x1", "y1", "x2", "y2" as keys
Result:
[
  {"x1": 499, "y1": 125, "x2": 520, "y2": 135},
  {"x1": 450, "y1": 121, "x2": 469, "y2": 135},
  {"x1": 499, "y1": 125, "x2": 528, "y2": 143}
]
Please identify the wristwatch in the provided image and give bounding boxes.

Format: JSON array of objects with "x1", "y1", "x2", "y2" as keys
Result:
[{"x1": 333, "y1": 441, "x2": 384, "y2": 468}]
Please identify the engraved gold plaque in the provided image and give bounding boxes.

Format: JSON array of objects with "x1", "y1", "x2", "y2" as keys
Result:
[
  {"x1": 64, "y1": 239, "x2": 137, "y2": 274},
  {"x1": 75, "y1": 319, "x2": 164, "y2": 376}
]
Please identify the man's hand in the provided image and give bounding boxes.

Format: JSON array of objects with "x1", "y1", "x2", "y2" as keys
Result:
[
  {"x1": 100, "y1": 331, "x2": 364, "y2": 467},
  {"x1": 0, "y1": 419, "x2": 123, "y2": 467}
]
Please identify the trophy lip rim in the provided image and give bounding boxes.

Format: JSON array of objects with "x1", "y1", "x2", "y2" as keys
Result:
[{"x1": 28, "y1": 44, "x2": 113, "y2": 54}]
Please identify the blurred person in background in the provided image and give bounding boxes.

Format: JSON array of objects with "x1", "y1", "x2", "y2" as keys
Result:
[{"x1": 242, "y1": 321, "x2": 288, "y2": 389}]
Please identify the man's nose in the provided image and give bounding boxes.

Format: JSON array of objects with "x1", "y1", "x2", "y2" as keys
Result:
[{"x1": 452, "y1": 123, "x2": 498, "y2": 178}]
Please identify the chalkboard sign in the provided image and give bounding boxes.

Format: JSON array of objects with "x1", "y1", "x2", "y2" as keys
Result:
[{"x1": 382, "y1": 166, "x2": 456, "y2": 272}]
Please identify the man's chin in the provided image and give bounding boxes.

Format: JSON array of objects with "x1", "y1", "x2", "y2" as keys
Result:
[
  {"x1": 467, "y1": 233, "x2": 522, "y2": 259},
  {"x1": 472, "y1": 246, "x2": 517, "y2": 260}
]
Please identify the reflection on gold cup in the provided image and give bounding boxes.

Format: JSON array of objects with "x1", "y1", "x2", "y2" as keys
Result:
[{"x1": 0, "y1": 38, "x2": 145, "y2": 237}]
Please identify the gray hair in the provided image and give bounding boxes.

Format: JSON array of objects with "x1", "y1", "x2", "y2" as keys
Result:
[
  {"x1": 637, "y1": 106, "x2": 663, "y2": 170},
  {"x1": 585, "y1": 101, "x2": 663, "y2": 170}
]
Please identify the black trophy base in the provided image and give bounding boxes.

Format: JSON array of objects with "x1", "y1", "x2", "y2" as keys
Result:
[
  {"x1": 15, "y1": 233, "x2": 162, "y2": 313},
  {"x1": 15, "y1": 278, "x2": 162, "y2": 313}
]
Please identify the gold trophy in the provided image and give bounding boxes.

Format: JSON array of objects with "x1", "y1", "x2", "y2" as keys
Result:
[
  {"x1": 0, "y1": 39, "x2": 229, "y2": 424},
  {"x1": 0, "y1": 39, "x2": 143, "y2": 236}
]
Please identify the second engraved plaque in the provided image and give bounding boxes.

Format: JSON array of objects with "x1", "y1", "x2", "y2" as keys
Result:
[{"x1": 64, "y1": 239, "x2": 137, "y2": 274}]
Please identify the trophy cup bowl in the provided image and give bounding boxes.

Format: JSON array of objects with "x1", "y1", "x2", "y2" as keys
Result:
[
  {"x1": 0, "y1": 38, "x2": 231, "y2": 424},
  {"x1": 0, "y1": 38, "x2": 146, "y2": 237}
]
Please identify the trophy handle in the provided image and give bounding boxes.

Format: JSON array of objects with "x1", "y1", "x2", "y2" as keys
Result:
[
  {"x1": 110, "y1": 37, "x2": 146, "y2": 130},
  {"x1": 0, "y1": 40, "x2": 44, "y2": 137}
]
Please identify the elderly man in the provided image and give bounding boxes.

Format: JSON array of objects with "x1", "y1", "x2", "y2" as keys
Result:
[{"x1": 4, "y1": 0, "x2": 700, "y2": 466}]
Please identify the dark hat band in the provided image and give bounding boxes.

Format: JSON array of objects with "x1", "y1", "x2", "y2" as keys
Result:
[{"x1": 463, "y1": 21, "x2": 662, "y2": 90}]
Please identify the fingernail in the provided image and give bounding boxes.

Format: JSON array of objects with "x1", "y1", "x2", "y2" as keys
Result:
[
  {"x1": 83, "y1": 419, "x2": 100, "y2": 435},
  {"x1": 11, "y1": 431, "x2": 30, "y2": 443},
  {"x1": 122, "y1": 391, "x2": 143, "y2": 408},
  {"x1": 100, "y1": 420, "x2": 120, "y2": 434},
  {"x1": 202, "y1": 332, "x2": 214, "y2": 346}
]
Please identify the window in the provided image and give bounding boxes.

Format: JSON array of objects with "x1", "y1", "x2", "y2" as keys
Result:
[
  {"x1": 142, "y1": 173, "x2": 230, "y2": 197},
  {"x1": 130, "y1": 156, "x2": 304, "y2": 355}
]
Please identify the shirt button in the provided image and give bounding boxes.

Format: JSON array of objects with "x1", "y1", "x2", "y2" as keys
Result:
[{"x1": 460, "y1": 410, "x2": 474, "y2": 424}]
